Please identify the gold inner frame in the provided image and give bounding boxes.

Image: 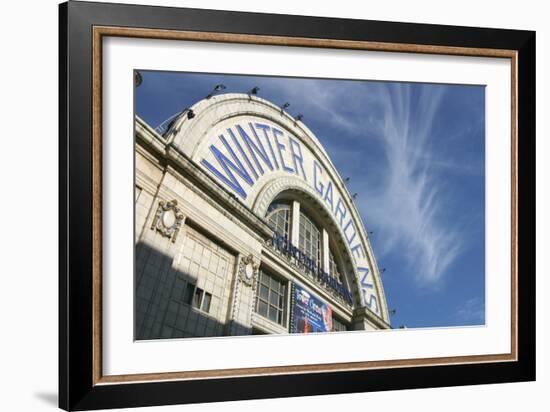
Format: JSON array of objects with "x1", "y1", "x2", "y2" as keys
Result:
[{"x1": 91, "y1": 26, "x2": 518, "y2": 385}]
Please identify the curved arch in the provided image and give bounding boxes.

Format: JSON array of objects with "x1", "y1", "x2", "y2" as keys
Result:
[
  {"x1": 168, "y1": 93, "x2": 390, "y2": 323},
  {"x1": 253, "y1": 175, "x2": 317, "y2": 217}
]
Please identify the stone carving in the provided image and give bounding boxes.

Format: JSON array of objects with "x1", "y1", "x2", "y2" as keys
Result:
[
  {"x1": 238, "y1": 254, "x2": 260, "y2": 287},
  {"x1": 151, "y1": 199, "x2": 185, "y2": 242}
]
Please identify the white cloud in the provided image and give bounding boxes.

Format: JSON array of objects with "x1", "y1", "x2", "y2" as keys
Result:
[{"x1": 356, "y1": 83, "x2": 467, "y2": 285}]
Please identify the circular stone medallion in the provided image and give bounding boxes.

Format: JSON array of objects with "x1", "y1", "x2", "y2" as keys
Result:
[
  {"x1": 244, "y1": 263, "x2": 254, "y2": 279},
  {"x1": 162, "y1": 209, "x2": 177, "y2": 229}
]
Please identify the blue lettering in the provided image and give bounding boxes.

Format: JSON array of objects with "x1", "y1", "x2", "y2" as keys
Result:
[
  {"x1": 351, "y1": 244, "x2": 364, "y2": 259},
  {"x1": 335, "y1": 198, "x2": 347, "y2": 227},
  {"x1": 201, "y1": 134, "x2": 254, "y2": 199},
  {"x1": 288, "y1": 137, "x2": 307, "y2": 181},
  {"x1": 358, "y1": 266, "x2": 370, "y2": 287},
  {"x1": 358, "y1": 266, "x2": 378, "y2": 312},
  {"x1": 366, "y1": 295, "x2": 379, "y2": 313},
  {"x1": 227, "y1": 127, "x2": 258, "y2": 180},
  {"x1": 343, "y1": 219, "x2": 357, "y2": 245},
  {"x1": 324, "y1": 181, "x2": 334, "y2": 213},
  {"x1": 313, "y1": 160, "x2": 324, "y2": 197},
  {"x1": 237, "y1": 123, "x2": 274, "y2": 175},
  {"x1": 272, "y1": 128, "x2": 294, "y2": 173},
  {"x1": 255, "y1": 123, "x2": 279, "y2": 170},
  {"x1": 268, "y1": 191, "x2": 357, "y2": 304}
]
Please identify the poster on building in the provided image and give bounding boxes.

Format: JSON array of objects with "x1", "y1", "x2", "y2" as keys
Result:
[{"x1": 291, "y1": 284, "x2": 333, "y2": 334}]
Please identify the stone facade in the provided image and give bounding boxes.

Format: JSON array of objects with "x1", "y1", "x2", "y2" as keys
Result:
[{"x1": 135, "y1": 94, "x2": 390, "y2": 339}]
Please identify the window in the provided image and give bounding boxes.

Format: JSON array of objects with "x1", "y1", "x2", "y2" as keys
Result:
[
  {"x1": 299, "y1": 211, "x2": 321, "y2": 268},
  {"x1": 264, "y1": 197, "x2": 351, "y2": 298},
  {"x1": 266, "y1": 201, "x2": 291, "y2": 238},
  {"x1": 332, "y1": 317, "x2": 349, "y2": 332},
  {"x1": 183, "y1": 282, "x2": 194, "y2": 305},
  {"x1": 186, "y1": 283, "x2": 212, "y2": 314},
  {"x1": 192, "y1": 287, "x2": 203, "y2": 309},
  {"x1": 202, "y1": 292, "x2": 212, "y2": 312},
  {"x1": 329, "y1": 248, "x2": 342, "y2": 282},
  {"x1": 255, "y1": 269, "x2": 287, "y2": 326}
]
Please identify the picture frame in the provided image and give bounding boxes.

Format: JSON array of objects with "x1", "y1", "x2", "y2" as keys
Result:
[{"x1": 59, "y1": 1, "x2": 536, "y2": 410}]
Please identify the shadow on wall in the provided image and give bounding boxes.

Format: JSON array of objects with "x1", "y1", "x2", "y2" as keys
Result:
[{"x1": 135, "y1": 241, "x2": 250, "y2": 340}]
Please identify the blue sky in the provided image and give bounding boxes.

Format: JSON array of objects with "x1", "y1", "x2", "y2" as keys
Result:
[{"x1": 136, "y1": 70, "x2": 486, "y2": 329}]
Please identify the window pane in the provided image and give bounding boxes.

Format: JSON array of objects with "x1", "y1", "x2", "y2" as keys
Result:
[
  {"x1": 193, "y1": 288, "x2": 203, "y2": 309},
  {"x1": 183, "y1": 283, "x2": 194, "y2": 305},
  {"x1": 259, "y1": 284, "x2": 269, "y2": 300},
  {"x1": 258, "y1": 300, "x2": 268, "y2": 317},
  {"x1": 202, "y1": 292, "x2": 212, "y2": 313},
  {"x1": 269, "y1": 291, "x2": 279, "y2": 306},
  {"x1": 299, "y1": 211, "x2": 321, "y2": 268},
  {"x1": 266, "y1": 203, "x2": 291, "y2": 238},
  {"x1": 268, "y1": 305, "x2": 278, "y2": 322}
]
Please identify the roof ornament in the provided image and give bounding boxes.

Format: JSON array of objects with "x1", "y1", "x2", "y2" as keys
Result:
[
  {"x1": 248, "y1": 86, "x2": 260, "y2": 99},
  {"x1": 280, "y1": 102, "x2": 290, "y2": 114},
  {"x1": 206, "y1": 83, "x2": 226, "y2": 99}
]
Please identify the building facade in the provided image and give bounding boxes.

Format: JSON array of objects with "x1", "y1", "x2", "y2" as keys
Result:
[{"x1": 135, "y1": 93, "x2": 390, "y2": 340}]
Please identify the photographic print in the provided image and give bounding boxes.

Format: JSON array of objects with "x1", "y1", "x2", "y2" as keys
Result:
[
  {"x1": 60, "y1": 3, "x2": 534, "y2": 408},
  {"x1": 134, "y1": 71, "x2": 485, "y2": 340}
]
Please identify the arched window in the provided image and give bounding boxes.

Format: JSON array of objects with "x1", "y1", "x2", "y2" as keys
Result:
[
  {"x1": 266, "y1": 201, "x2": 291, "y2": 239},
  {"x1": 299, "y1": 211, "x2": 321, "y2": 268},
  {"x1": 265, "y1": 196, "x2": 350, "y2": 289}
]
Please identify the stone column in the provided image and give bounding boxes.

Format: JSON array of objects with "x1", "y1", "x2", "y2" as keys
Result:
[
  {"x1": 322, "y1": 228, "x2": 330, "y2": 274},
  {"x1": 291, "y1": 200, "x2": 301, "y2": 246},
  {"x1": 227, "y1": 254, "x2": 260, "y2": 336}
]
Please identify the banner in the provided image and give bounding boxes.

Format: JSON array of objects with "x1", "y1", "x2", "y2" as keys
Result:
[{"x1": 291, "y1": 284, "x2": 333, "y2": 333}]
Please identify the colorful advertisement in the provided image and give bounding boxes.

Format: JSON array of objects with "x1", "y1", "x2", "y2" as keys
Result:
[{"x1": 291, "y1": 284, "x2": 333, "y2": 333}]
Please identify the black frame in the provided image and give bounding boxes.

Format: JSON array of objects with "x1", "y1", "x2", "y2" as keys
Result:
[{"x1": 59, "y1": 1, "x2": 535, "y2": 410}]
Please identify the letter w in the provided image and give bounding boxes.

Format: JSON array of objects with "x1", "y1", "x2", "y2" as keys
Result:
[{"x1": 201, "y1": 134, "x2": 254, "y2": 199}]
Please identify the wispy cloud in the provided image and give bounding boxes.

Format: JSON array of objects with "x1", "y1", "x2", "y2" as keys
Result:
[{"x1": 357, "y1": 83, "x2": 466, "y2": 285}]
